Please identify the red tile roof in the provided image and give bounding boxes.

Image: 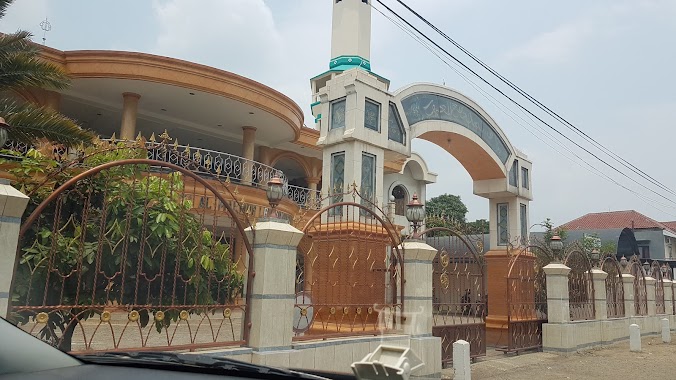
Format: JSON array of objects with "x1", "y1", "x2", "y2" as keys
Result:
[
  {"x1": 661, "y1": 221, "x2": 676, "y2": 232},
  {"x1": 559, "y1": 210, "x2": 676, "y2": 233}
]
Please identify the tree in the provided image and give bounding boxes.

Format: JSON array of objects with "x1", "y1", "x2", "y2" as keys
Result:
[
  {"x1": 467, "y1": 219, "x2": 489, "y2": 234},
  {"x1": 425, "y1": 194, "x2": 468, "y2": 223},
  {"x1": 8, "y1": 143, "x2": 243, "y2": 351},
  {"x1": 0, "y1": 0, "x2": 95, "y2": 147}
]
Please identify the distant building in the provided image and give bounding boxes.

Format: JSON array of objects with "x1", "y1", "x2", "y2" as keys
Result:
[{"x1": 559, "y1": 210, "x2": 676, "y2": 260}]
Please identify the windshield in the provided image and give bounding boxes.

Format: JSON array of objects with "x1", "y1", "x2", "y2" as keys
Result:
[{"x1": 1, "y1": 0, "x2": 675, "y2": 378}]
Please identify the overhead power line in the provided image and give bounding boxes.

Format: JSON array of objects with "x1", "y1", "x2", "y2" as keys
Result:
[
  {"x1": 372, "y1": 0, "x2": 676, "y2": 209},
  {"x1": 391, "y1": 0, "x2": 676, "y2": 199}
]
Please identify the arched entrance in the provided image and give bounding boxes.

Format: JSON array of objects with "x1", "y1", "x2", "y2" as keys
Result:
[{"x1": 11, "y1": 158, "x2": 254, "y2": 353}]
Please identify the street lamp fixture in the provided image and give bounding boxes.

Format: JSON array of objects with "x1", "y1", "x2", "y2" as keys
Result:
[
  {"x1": 620, "y1": 255, "x2": 628, "y2": 271},
  {"x1": 643, "y1": 261, "x2": 651, "y2": 276},
  {"x1": 590, "y1": 248, "x2": 600, "y2": 266},
  {"x1": 0, "y1": 117, "x2": 11, "y2": 147},
  {"x1": 549, "y1": 235, "x2": 564, "y2": 260},
  {"x1": 405, "y1": 193, "x2": 425, "y2": 237},
  {"x1": 266, "y1": 176, "x2": 285, "y2": 218}
]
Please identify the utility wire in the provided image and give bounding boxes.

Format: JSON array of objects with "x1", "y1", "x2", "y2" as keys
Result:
[
  {"x1": 370, "y1": 3, "x2": 676, "y2": 217},
  {"x1": 392, "y1": 0, "x2": 676, "y2": 199},
  {"x1": 373, "y1": 0, "x2": 676, "y2": 208}
]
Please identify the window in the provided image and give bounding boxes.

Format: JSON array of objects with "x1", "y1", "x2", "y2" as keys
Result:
[
  {"x1": 521, "y1": 167, "x2": 529, "y2": 189},
  {"x1": 638, "y1": 245, "x2": 650, "y2": 259},
  {"x1": 361, "y1": 153, "x2": 376, "y2": 214},
  {"x1": 388, "y1": 102, "x2": 405, "y2": 144},
  {"x1": 497, "y1": 203, "x2": 509, "y2": 246},
  {"x1": 330, "y1": 98, "x2": 346, "y2": 130},
  {"x1": 392, "y1": 185, "x2": 408, "y2": 216},
  {"x1": 330, "y1": 152, "x2": 345, "y2": 215},
  {"x1": 364, "y1": 99, "x2": 380, "y2": 131},
  {"x1": 509, "y1": 160, "x2": 518, "y2": 187},
  {"x1": 520, "y1": 204, "x2": 527, "y2": 244}
]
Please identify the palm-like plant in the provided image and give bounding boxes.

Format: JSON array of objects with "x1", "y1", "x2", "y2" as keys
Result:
[{"x1": 0, "y1": 0, "x2": 95, "y2": 147}]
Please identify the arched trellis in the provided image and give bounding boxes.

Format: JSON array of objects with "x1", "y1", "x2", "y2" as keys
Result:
[
  {"x1": 600, "y1": 254, "x2": 625, "y2": 318},
  {"x1": 627, "y1": 256, "x2": 648, "y2": 316},
  {"x1": 650, "y1": 261, "x2": 666, "y2": 314},
  {"x1": 563, "y1": 248, "x2": 595, "y2": 321},
  {"x1": 11, "y1": 158, "x2": 255, "y2": 353},
  {"x1": 416, "y1": 226, "x2": 486, "y2": 365},
  {"x1": 293, "y1": 189, "x2": 404, "y2": 340}
]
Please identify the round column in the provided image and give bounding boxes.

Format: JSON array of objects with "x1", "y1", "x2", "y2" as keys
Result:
[
  {"x1": 120, "y1": 92, "x2": 141, "y2": 140},
  {"x1": 241, "y1": 126, "x2": 257, "y2": 185}
]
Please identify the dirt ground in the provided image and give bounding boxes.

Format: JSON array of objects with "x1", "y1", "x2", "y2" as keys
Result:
[{"x1": 443, "y1": 334, "x2": 676, "y2": 379}]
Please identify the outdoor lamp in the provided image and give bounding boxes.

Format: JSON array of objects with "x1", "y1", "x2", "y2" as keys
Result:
[
  {"x1": 266, "y1": 176, "x2": 285, "y2": 216},
  {"x1": 590, "y1": 248, "x2": 600, "y2": 263},
  {"x1": 0, "y1": 117, "x2": 11, "y2": 147},
  {"x1": 549, "y1": 235, "x2": 564, "y2": 258},
  {"x1": 643, "y1": 261, "x2": 651, "y2": 275},
  {"x1": 620, "y1": 256, "x2": 628, "y2": 270},
  {"x1": 406, "y1": 193, "x2": 425, "y2": 236}
]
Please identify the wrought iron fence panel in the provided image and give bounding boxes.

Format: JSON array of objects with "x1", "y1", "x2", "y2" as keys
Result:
[
  {"x1": 564, "y1": 249, "x2": 595, "y2": 321},
  {"x1": 650, "y1": 261, "x2": 666, "y2": 314},
  {"x1": 601, "y1": 254, "x2": 625, "y2": 318},
  {"x1": 10, "y1": 159, "x2": 254, "y2": 353},
  {"x1": 287, "y1": 184, "x2": 321, "y2": 210},
  {"x1": 421, "y1": 227, "x2": 486, "y2": 365},
  {"x1": 628, "y1": 256, "x2": 648, "y2": 316},
  {"x1": 293, "y1": 189, "x2": 403, "y2": 340},
  {"x1": 504, "y1": 246, "x2": 550, "y2": 353}
]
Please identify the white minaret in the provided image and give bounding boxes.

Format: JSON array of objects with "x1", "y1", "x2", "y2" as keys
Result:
[{"x1": 331, "y1": 0, "x2": 372, "y2": 62}]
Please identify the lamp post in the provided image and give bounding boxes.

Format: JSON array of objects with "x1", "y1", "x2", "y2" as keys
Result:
[
  {"x1": 620, "y1": 255, "x2": 628, "y2": 272},
  {"x1": 643, "y1": 260, "x2": 651, "y2": 276},
  {"x1": 405, "y1": 193, "x2": 425, "y2": 238},
  {"x1": 549, "y1": 235, "x2": 564, "y2": 261},
  {"x1": 0, "y1": 117, "x2": 11, "y2": 147},
  {"x1": 590, "y1": 248, "x2": 600, "y2": 267},
  {"x1": 266, "y1": 176, "x2": 285, "y2": 219}
]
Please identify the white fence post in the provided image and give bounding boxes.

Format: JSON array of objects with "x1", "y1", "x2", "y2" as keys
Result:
[
  {"x1": 622, "y1": 273, "x2": 636, "y2": 317},
  {"x1": 0, "y1": 181, "x2": 29, "y2": 319},
  {"x1": 629, "y1": 324, "x2": 641, "y2": 352},
  {"x1": 452, "y1": 340, "x2": 471, "y2": 380},
  {"x1": 591, "y1": 268, "x2": 608, "y2": 320},
  {"x1": 662, "y1": 318, "x2": 671, "y2": 343},
  {"x1": 543, "y1": 263, "x2": 571, "y2": 323}
]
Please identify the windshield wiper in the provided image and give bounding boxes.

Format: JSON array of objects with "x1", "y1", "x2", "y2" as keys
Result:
[{"x1": 75, "y1": 351, "x2": 330, "y2": 380}]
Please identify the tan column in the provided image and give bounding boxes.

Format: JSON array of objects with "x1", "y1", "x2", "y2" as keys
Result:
[
  {"x1": 241, "y1": 126, "x2": 256, "y2": 185},
  {"x1": 622, "y1": 273, "x2": 636, "y2": 317},
  {"x1": 591, "y1": 268, "x2": 608, "y2": 320},
  {"x1": 543, "y1": 263, "x2": 572, "y2": 323},
  {"x1": 44, "y1": 91, "x2": 61, "y2": 112},
  {"x1": 305, "y1": 177, "x2": 321, "y2": 209},
  {"x1": 120, "y1": 92, "x2": 141, "y2": 140}
]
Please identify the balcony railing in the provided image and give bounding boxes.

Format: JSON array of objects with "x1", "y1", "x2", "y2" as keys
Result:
[
  {"x1": 1, "y1": 139, "x2": 321, "y2": 209},
  {"x1": 286, "y1": 184, "x2": 321, "y2": 210}
]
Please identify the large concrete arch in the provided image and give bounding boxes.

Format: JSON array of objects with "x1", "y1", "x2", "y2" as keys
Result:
[{"x1": 394, "y1": 83, "x2": 517, "y2": 182}]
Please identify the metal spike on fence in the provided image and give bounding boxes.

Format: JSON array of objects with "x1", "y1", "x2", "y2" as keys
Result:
[
  {"x1": 149, "y1": 133, "x2": 156, "y2": 143},
  {"x1": 110, "y1": 132, "x2": 117, "y2": 141},
  {"x1": 159, "y1": 129, "x2": 171, "y2": 143}
]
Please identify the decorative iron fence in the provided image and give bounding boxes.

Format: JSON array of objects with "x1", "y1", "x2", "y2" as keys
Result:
[
  {"x1": 650, "y1": 261, "x2": 666, "y2": 314},
  {"x1": 9, "y1": 153, "x2": 255, "y2": 353},
  {"x1": 564, "y1": 249, "x2": 595, "y2": 321},
  {"x1": 421, "y1": 228, "x2": 486, "y2": 365},
  {"x1": 293, "y1": 188, "x2": 403, "y2": 340},
  {"x1": 286, "y1": 184, "x2": 321, "y2": 210},
  {"x1": 628, "y1": 256, "x2": 648, "y2": 316},
  {"x1": 601, "y1": 254, "x2": 625, "y2": 318},
  {"x1": 503, "y1": 245, "x2": 550, "y2": 353}
]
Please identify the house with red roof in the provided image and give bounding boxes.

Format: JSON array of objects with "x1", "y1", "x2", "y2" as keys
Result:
[{"x1": 559, "y1": 210, "x2": 676, "y2": 260}]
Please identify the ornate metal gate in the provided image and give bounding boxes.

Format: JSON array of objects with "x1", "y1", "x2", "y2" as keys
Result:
[
  {"x1": 10, "y1": 157, "x2": 254, "y2": 353},
  {"x1": 293, "y1": 189, "x2": 403, "y2": 340},
  {"x1": 601, "y1": 254, "x2": 625, "y2": 318},
  {"x1": 628, "y1": 256, "x2": 648, "y2": 316},
  {"x1": 423, "y1": 228, "x2": 486, "y2": 365},
  {"x1": 503, "y1": 245, "x2": 550, "y2": 353}
]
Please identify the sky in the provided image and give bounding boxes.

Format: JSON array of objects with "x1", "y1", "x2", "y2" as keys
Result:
[{"x1": 3, "y1": 0, "x2": 676, "y2": 229}]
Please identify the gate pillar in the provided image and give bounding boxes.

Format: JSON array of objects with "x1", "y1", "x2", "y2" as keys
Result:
[
  {"x1": 622, "y1": 273, "x2": 636, "y2": 317},
  {"x1": 0, "y1": 181, "x2": 29, "y2": 318},
  {"x1": 400, "y1": 239, "x2": 442, "y2": 376},
  {"x1": 245, "y1": 219, "x2": 304, "y2": 352},
  {"x1": 591, "y1": 269, "x2": 609, "y2": 320},
  {"x1": 485, "y1": 249, "x2": 527, "y2": 346},
  {"x1": 645, "y1": 276, "x2": 657, "y2": 316}
]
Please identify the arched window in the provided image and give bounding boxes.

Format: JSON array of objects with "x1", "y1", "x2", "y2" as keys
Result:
[{"x1": 392, "y1": 185, "x2": 408, "y2": 216}]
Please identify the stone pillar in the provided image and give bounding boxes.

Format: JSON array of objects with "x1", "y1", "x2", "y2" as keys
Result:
[
  {"x1": 591, "y1": 268, "x2": 608, "y2": 320},
  {"x1": 244, "y1": 219, "x2": 303, "y2": 352},
  {"x1": 645, "y1": 276, "x2": 657, "y2": 316},
  {"x1": 120, "y1": 92, "x2": 141, "y2": 140},
  {"x1": 543, "y1": 263, "x2": 571, "y2": 323},
  {"x1": 622, "y1": 273, "x2": 636, "y2": 318},
  {"x1": 399, "y1": 239, "x2": 442, "y2": 377},
  {"x1": 241, "y1": 126, "x2": 257, "y2": 186},
  {"x1": 452, "y1": 340, "x2": 471, "y2": 380},
  {"x1": 0, "y1": 181, "x2": 30, "y2": 318},
  {"x1": 44, "y1": 90, "x2": 61, "y2": 112}
]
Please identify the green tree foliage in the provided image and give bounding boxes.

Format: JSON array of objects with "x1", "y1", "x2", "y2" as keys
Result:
[
  {"x1": 467, "y1": 219, "x2": 490, "y2": 234},
  {"x1": 7, "y1": 143, "x2": 243, "y2": 351},
  {"x1": 0, "y1": 0, "x2": 95, "y2": 147},
  {"x1": 425, "y1": 194, "x2": 468, "y2": 223}
]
